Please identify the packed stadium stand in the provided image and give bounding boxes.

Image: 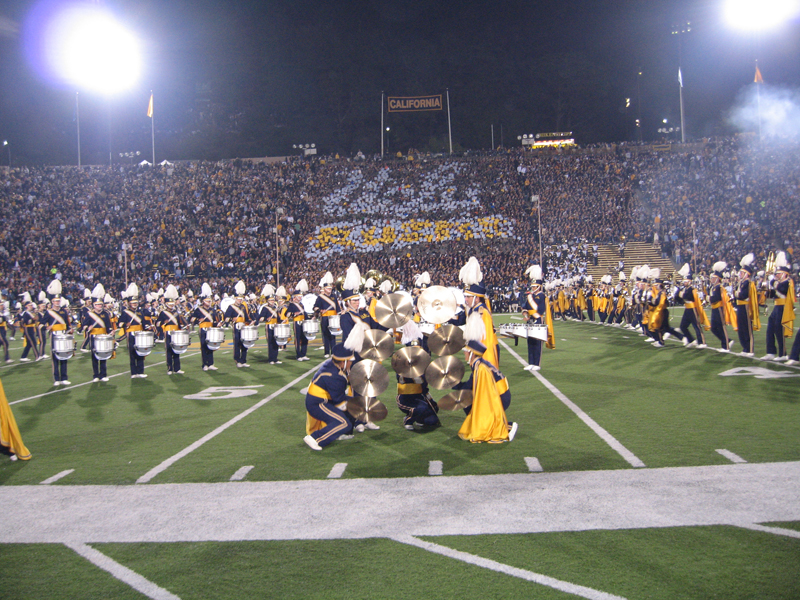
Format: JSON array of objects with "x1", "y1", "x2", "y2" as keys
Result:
[{"x1": 0, "y1": 137, "x2": 797, "y2": 302}]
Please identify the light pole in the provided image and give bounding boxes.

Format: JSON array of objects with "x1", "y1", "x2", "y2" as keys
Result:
[
  {"x1": 2, "y1": 141, "x2": 9, "y2": 167},
  {"x1": 691, "y1": 221, "x2": 697, "y2": 275},
  {"x1": 533, "y1": 195, "x2": 543, "y2": 267},
  {"x1": 275, "y1": 207, "x2": 284, "y2": 286},
  {"x1": 385, "y1": 127, "x2": 390, "y2": 153}
]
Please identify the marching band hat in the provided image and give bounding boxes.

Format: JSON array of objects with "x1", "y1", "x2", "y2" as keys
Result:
[
  {"x1": 331, "y1": 343, "x2": 354, "y2": 362},
  {"x1": 47, "y1": 279, "x2": 62, "y2": 299},
  {"x1": 739, "y1": 253, "x2": 756, "y2": 275},
  {"x1": 460, "y1": 257, "x2": 485, "y2": 297},
  {"x1": 342, "y1": 263, "x2": 361, "y2": 302},
  {"x1": 525, "y1": 264, "x2": 544, "y2": 286},
  {"x1": 678, "y1": 263, "x2": 692, "y2": 281},
  {"x1": 414, "y1": 272, "x2": 431, "y2": 290}
]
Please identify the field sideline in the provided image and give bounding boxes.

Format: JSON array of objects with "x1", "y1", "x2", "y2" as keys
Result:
[{"x1": 1, "y1": 313, "x2": 799, "y2": 599}]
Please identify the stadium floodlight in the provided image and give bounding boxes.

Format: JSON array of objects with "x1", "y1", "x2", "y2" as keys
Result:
[
  {"x1": 723, "y1": 0, "x2": 800, "y2": 31},
  {"x1": 41, "y1": 2, "x2": 141, "y2": 94}
]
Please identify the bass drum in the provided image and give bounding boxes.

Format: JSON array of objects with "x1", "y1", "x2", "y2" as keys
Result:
[
  {"x1": 273, "y1": 323, "x2": 291, "y2": 346},
  {"x1": 134, "y1": 330, "x2": 155, "y2": 357},
  {"x1": 302, "y1": 319, "x2": 320, "y2": 341},
  {"x1": 53, "y1": 333, "x2": 74, "y2": 361},
  {"x1": 240, "y1": 324, "x2": 259, "y2": 348},
  {"x1": 327, "y1": 314, "x2": 342, "y2": 335},
  {"x1": 93, "y1": 334, "x2": 115, "y2": 361},
  {"x1": 170, "y1": 329, "x2": 190, "y2": 354},
  {"x1": 205, "y1": 327, "x2": 225, "y2": 351}
]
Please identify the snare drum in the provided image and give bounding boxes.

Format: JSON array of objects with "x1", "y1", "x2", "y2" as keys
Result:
[
  {"x1": 93, "y1": 334, "x2": 115, "y2": 361},
  {"x1": 53, "y1": 332, "x2": 74, "y2": 360},
  {"x1": 205, "y1": 327, "x2": 225, "y2": 351},
  {"x1": 302, "y1": 319, "x2": 320, "y2": 341},
  {"x1": 512, "y1": 324, "x2": 529, "y2": 338},
  {"x1": 273, "y1": 323, "x2": 291, "y2": 346},
  {"x1": 134, "y1": 331, "x2": 155, "y2": 357},
  {"x1": 526, "y1": 324, "x2": 548, "y2": 341},
  {"x1": 170, "y1": 329, "x2": 190, "y2": 354},
  {"x1": 327, "y1": 314, "x2": 342, "y2": 335},
  {"x1": 240, "y1": 324, "x2": 259, "y2": 348}
]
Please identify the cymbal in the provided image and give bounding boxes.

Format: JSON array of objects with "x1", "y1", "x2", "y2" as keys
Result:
[
  {"x1": 349, "y1": 359, "x2": 390, "y2": 397},
  {"x1": 438, "y1": 389, "x2": 473, "y2": 411},
  {"x1": 374, "y1": 292, "x2": 414, "y2": 329},
  {"x1": 347, "y1": 396, "x2": 389, "y2": 423},
  {"x1": 427, "y1": 324, "x2": 465, "y2": 356},
  {"x1": 424, "y1": 355, "x2": 465, "y2": 390},
  {"x1": 417, "y1": 285, "x2": 457, "y2": 324},
  {"x1": 361, "y1": 329, "x2": 395, "y2": 361},
  {"x1": 391, "y1": 346, "x2": 431, "y2": 378}
]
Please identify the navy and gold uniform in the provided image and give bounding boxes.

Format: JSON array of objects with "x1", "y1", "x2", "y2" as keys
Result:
[
  {"x1": 82, "y1": 300, "x2": 113, "y2": 380},
  {"x1": 520, "y1": 285, "x2": 546, "y2": 370},
  {"x1": 224, "y1": 298, "x2": 253, "y2": 367},
  {"x1": 118, "y1": 296, "x2": 149, "y2": 378},
  {"x1": 285, "y1": 295, "x2": 309, "y2": 361},
  {"x1": 304, "y1": 348, "x2": 355, "y2": 449},
  {"x1": 0, "y1": 305, "x2": 11, "y2": 363},
  {"x1": 735, "y1": 254, "x2": 760, "y2": 356},
  {"x1": 708, "y1": 264, "x2": 735, "y2": 351},
  {"x1": 18, "y1": 302, "x2": 40, "y2": 362},
  {"x1": 259, "y1": 299, "x2": 282, "y2": 364},
  {"x1": 764, "y1": 253, "x2": 795, "y2": 360},
  {"x1": 192, "y1": 293, "x2": 221, "y2": 370},
  {"x1": 156, "y1": 299, "x2": 187, "y2": 374},
  {"x1": 396, "y1": 373, "x2": 439, "y2": 429},
  {"x1": 313, "y1": 286, "x2": 340, "y2": 356},
  {"x1": 40, "y1": 300, "x2": 72, "y2": 384}
]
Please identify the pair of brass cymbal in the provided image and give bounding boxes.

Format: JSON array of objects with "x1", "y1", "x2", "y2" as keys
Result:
[{"x1": 347, "y1": 396, "x2": 388, "y2": 423}]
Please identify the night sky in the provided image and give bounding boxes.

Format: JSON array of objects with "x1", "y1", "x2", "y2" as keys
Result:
[{"x1": 1, "y1": 0, "x2": 799, "y2": 164}]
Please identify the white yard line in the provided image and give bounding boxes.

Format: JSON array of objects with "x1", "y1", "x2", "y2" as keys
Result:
[
  {"x1": 66, "y1": 542, "x2": 182, "y2": 600},
  {"x1": 40, "y1": 469, "x2": 74, "y2": 485},
  {"x1": 525, "y1": 457, "x2": 543, "y2": 472},
  {"x1": 428, "y1": 460, "x2": 443, "y2": 476},
  {"x1": 230, "y1": 466, "x2": 254, "y2": 481},
  {"x1": 136, "y1": 364, "x2": 321, "y2": 483},
  {"x1": 327, "y1": 463, "x2": 348, "y2": 479},
  {"x1": 8, "y1": 353, "x2": 201, "y2": 406},
  {"x1": 716, "y1": 449, "x2": 747, "y2": 464},
  {"x1": 391, "y1": 535, "x2": 626, "y2": 600},
  {"x1": 499, "y1": 339, "x2": 646, "y2": 469},
  {"x1": 735, "y1": 523, "x2": 800, "y2": 539}
]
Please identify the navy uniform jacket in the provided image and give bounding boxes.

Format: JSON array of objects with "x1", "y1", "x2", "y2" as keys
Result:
[
  {"x1": 118, "y1": 307, "x2": 148, "y2": 333},
  {"x1": 224, "y1": 303, "x2": 252, "y2": 325},
  {"x1": 314, "y1": 294, "x2": 340, "y2": 317},
  {"x1": 40, "y1": 306, "x2": 72, "y2": 333},
  {"x1": 305, "y1": 359, "x2": 352, "y2": 409},
  {"x1": 520, "y1": 291, "x2": 546, "y2": 324},
  {"x1": 191, "y1": 305, "x2": 221, "y2": 327},
  {"x1": 340, "y1": 309, "x2": 366, "y2": 343},
  {"x1": 81, "y1": 309, "x2": 112, "y2": 334}
]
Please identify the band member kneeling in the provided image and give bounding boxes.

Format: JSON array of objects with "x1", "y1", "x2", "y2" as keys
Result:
[{"x1": 303, "y1": 343, "x2": 356, "y2": 450}]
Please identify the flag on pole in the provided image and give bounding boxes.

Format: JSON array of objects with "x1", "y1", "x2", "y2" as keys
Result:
[
  {"x1": 678, "y1": 67, "x2": 683, "y2": 88},
  {"x1": 754, "y1": 65, "x2": 763, "y2": 84},
  {"x1": 147, "y1": 93, "x2": 154, "y2": 118}
]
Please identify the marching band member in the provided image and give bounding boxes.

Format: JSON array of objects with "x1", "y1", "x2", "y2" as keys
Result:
[
  {"x1": 708, "y1": 261, "x2": 736, "y2": 352},
  {"x1": 79, "y1": 289, "x2": 92, "y2": 353},
  {"x1": 192, "y1": 283, "x2": 221, "y2": 371},
  {"x1": 585, "y1": 276, "x2": 596, "y2": 322},
  {"x1": 225, "y1": 280, "x2": 254, "y2": 368},
  {"x1": 286, "y1": 280, "x2": 311, "y2": 361},
  {"x1": 396, "y1": 321, "x2": 440, "y2": 430},
  {"x1": 303, "y1": 342, "x2": 357, "y2": 451},
  {"x1": 455, "y1": 311, "x2": 517, "y2": 443},
  {"x1": 82, "y1": 284, "x2": 113, "y2": 382},
  {"x1": 520, "y1": 264, "x2": 553, "y2": 372},
  {"x1": 118, "y1": 283, "x2": 149, "y2": 378},
  {"x1": 18, "y1": 293, "x2": 41, "y2": 362},
  {"x1": 259, "y1": 284, "x2": 282, "y2": 365},
  {"x1": 0, "y1": 299, "x2": 11, "y2": 363},
  {"x1": 459, "y1": 256, "x2": 499, "y2": 369},
  {"x1": 734, "y1": 253, "x2": 760, "y2": 357},
  {"x1": 314, "y1": 272, "x2": 340, "y2": 358},
  {"x1": 762, "y1": 252, "x2": 795, "y2": 362},
  {"x1": 40, "y1": 280, "x2": 72, "y2": 385},
  {"x1": 647, "y1": 268, "x2": 682, "y2": 348},
  {"x1": 36, "y1": 292, "x2": 49, "y2": 359},
  {"x1": 611, "y1": 271, "x2": 628, "y2": 326},
  {"x1": 674, "y1": 263, "x2": 709, "y2": 348},
  {"x1": 339, "y1": 263, "x2": 368, "y2": 358},
  {"x1": 155, "y1": 284, "x2": 187, "y2": 375}
]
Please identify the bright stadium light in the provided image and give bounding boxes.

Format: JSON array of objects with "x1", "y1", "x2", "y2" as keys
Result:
[
  {"x1": 39, "y1": 2, "x2": 141, "y2": 94},
  {"x1": 723, "y1": 0, "x2": 800, "y2": 31}
]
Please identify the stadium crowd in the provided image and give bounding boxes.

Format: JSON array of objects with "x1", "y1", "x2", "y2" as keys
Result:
[{"x1": 0, "y1": 137, "x2": 798, "y2": 304}]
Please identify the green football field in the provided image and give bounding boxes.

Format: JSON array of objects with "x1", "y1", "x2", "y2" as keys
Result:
[{"x1": 1, "y1": 313, "x2": 799, "y2": 600}]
